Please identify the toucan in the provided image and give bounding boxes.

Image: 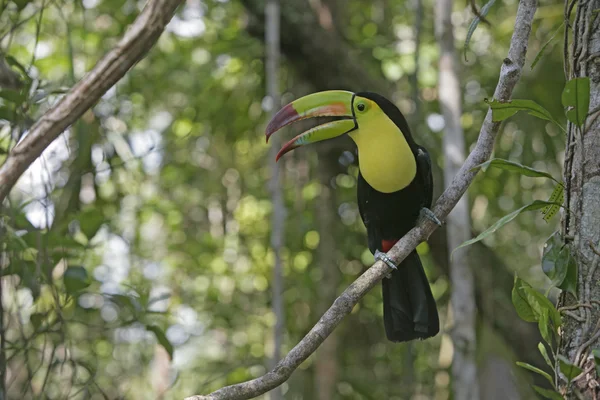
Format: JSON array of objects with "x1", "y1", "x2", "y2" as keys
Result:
[{"x1": 265, "y1": 90, "x2": 440, "y2": 342}]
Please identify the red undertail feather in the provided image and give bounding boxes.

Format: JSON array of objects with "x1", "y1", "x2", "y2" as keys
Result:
[{"x1": 381, "y1": 239, "x2": 399, "y2": 253}]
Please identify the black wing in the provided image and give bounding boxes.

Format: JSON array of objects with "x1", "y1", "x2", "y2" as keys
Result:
[
  {"x1": 416, "y1": 145, "x2": 434, "y2": 209},
  {"x1": 357, "y1": 173, "x2": 381, "y2": 254}
]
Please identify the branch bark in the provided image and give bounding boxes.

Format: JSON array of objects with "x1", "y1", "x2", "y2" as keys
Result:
[
  {"x1": 185, "y1": 0, "x2": 538, "y2": 398},
  {"x1": 435, "y1": 0, "x2": 479, "y2": 398},
  {"x1": 0, "y1": 0, "x2": 183, "y2": 203}
]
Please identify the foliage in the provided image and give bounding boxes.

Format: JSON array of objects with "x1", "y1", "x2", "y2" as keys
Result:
[
  {"x1": 542, "y1": 232, "x2": 577, "y2": 294},
  {"x1": 453, "y1": 200, "x2": 561, "y2": 253},
  {"x1": 464, "y1": 0, "x2": 496, "y2": 61},
  {"x1": 470, "y1": 73, "x2": 593, "y2": 400},
  {"x1": 0, "y1": 0, "x2": 571, "y2": 398},
  {"x1": 530, "y1": 23, "x2": 564, "y2": 71},
  {"x1": 562, "y1": 77, "x2": 590, "y2": 127},
  {"x1": 474, "y1": 158, "x2": 560, "y2": 183},
  {"x1": 485, "y1": 98, "x2": 563, "y2": 130}
]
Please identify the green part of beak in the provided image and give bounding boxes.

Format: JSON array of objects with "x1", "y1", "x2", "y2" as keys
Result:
[
  {"x1": 276, "y1": 119, "x2": 357, "y2": 161},
  {"x1": 265, "y1": 90, "x2": 356, "y2": 161}
]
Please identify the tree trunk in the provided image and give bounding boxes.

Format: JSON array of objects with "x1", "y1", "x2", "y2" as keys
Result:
[
  {"x1": 0, "y1": 219, "x2": 5, "y2": 400},
  {"x1": 314, "y1": 149, "x2": 341, "y2": 400},
  {"x1": 265, "y1": 1, "x2": 285, "y2": 399},
  {"x1": 435, "y1": 0, "x2": 479, "y2": 398},
  {"x1": 559, "y1": 1, "x2": 600, "y2": 397}
]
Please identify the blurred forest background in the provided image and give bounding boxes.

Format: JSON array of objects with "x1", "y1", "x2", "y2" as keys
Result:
[{"x1": 0, "y1": 0, "x2": 567, "y2": 399}]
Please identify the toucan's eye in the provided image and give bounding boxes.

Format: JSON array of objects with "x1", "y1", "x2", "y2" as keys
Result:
[{"x1": 357, "y1": 103, "x2": 366, "y2": 112}]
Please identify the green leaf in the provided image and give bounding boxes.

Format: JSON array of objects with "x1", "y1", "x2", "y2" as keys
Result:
[
  {"x1": 473, "y1": 158, "x2": 559, "y2": 183},
  {"x1": 540, "y1": 231, "x2": 578, "y2": 295},
  {"x1": 512, "y1": 275, "x2": 562, "y2": 332},
  {"x1": 538, "y1": 342, "x2": 554, "y2": 371},
  {"x1": 531, "y1": 23, "x2": 564, "y2": 70},
  {"x1": 0, "y1": 106, "x2": 13, "y2": 121},
  {"x1": 12, "y1": 0, "x2": 31, "y2": 11},
  {"x1": 108, "y1": 294, "x2": 142, "y2": 315},
  {"x1": 516, "y1": 361, "x2": 554, "y2": 385},
  {"x1": 538, "y1": 308, "x2": 551, "y2": 344},
  {"x1": 79, "y1": 208, "x2": 105, "y2": 239},
  {"x1": 562, "y1": 77, "x2": 590, "y2": 127},
  {"x1": 463, "y1": 0, "x2": 496, "y2": 61},
  {"x1": 63, "y1": 266, "x2": 91, "y2": 294},
  {"x1": 542, "y1": 183, "x2": 564, "y2": 222},
  {"x1": 43, "y1": 232, "x2": 85, "y2": 250},
  {"x1": 485, "y1": 99, "x2": 563, "y2": 129},
  {"x1": 4, "y1": 55, "x2": 30, "y2": 79},
  {"x1": 0, "y1": 89, "x2": 25, "y2": 104},
  {"x1": 523, "y1": 287, "x2": 562, "y2": 328},
  {"x1": 512, "y1": 275, "x2": 536, "y2": 322},
  {"x1": 592, "y1": 349, "x2": 600, "y2": 377},
  {"x1": 542, "y1": 232, "x2": 569, "y2": 287},
  {"x1": 558, "y1": 355, "x2": 583, "y2": 381},
  {"x1": 558, "y1": 251, "x2": 578, "y2": 295},
  {"x1": 533, "y1": 386, "x2": 563, "y2": 400},
  {"x1": 146, "y1": 324, "x2": 173, "y2": 360},
  {"x1": 30, "y1": 313, "x2": 45, "y2": 330},
  {"x1": 454, "y1": 200, "x2": 561, "y2": 253}
]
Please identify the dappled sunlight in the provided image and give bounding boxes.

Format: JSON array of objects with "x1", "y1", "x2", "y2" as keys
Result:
[{"x1": 0, "y1": 0, "x2": 573, "y2": 398}]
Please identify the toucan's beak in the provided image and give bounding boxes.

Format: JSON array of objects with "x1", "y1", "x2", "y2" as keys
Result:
[{"x1": 265, "y1": 90, "x2": 356, "y2": 161}]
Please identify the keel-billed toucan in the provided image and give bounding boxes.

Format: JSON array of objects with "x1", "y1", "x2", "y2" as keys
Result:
[{"x1": 266, "y1": 90, "x2": 440, "y2": 342}]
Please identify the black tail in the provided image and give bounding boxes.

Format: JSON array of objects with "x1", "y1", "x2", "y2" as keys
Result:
[{"x1": 382, "y1": 250, "x2": 439, "y2": 342}]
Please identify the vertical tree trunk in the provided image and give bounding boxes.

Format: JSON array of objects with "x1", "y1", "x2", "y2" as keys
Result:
[
  {"x1": 314, "y1": 151, "x2": 341, "y2": 400},
  {"x1": 401, "y1": 1, "x2": 424, "y2": 394},
  {"x1": 265, "y1": 1, "x2": 285, "y2": 399},
  {"x1": 0, "y1": 217, "x2": 5, "y2": 400},
  {"x1": 435, "y1": 0, "x2": 479, "y2": 399},
  {"x1": 559, "y1": 1, "x2": 600, "y2": 397},
  {"x1": 408, "y1": 0, "x2": 423, "y2": 121}
]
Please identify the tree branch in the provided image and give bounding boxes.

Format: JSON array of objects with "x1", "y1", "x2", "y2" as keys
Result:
[
  {"x1": 186, "y1": 0, "x2": 538, "y2": 398},
  {"x1": 0, "y1": 0, "x2": 183, "y2": 203}
]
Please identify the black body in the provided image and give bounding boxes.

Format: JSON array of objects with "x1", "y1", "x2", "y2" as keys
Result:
[{"x1": 355, "y1": 92, "x2": 439, "y2": 342}]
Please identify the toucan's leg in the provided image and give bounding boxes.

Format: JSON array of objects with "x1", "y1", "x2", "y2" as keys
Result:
[
  {"x1": 419, "y1": 207, "x2": 442, "y2": 226},
  {"x1": 375, "y1": 250, "x2": 397, "y2": 270},
  {"x1": 374, "y1": 250, "x2": 396, "y2": 279}
]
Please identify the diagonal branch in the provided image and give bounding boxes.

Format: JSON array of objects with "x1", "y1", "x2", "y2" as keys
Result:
[
  {"x1": 0, "y1": 0, "x2": 184, "y2": 203},
  {"x1": 185, "y1": 0, "x2": 538, "y2": 399}
]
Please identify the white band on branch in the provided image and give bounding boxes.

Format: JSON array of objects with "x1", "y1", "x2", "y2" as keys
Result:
[
  {"x1": 0, "y1": 0, "x2": 184, "y2": 203},
  {"x1": 185, "y1": 0, "x2": 538, "y2": 398}
]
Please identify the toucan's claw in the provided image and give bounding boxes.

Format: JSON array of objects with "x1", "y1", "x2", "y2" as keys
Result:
[
  {"x1": 375, "y1": 250, "x2": 397, "y2": 279},
  {"x1": 419, "y1": 207, "x2": 442, "y2": 227}
]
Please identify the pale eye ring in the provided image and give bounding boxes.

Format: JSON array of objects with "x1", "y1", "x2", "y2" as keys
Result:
[{"x1": 357, "y1": 103, "x2": 366, "y2": 112}]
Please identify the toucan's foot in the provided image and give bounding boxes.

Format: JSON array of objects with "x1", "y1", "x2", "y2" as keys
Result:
[
  {"x1": 375, "y1": 250, "x2": 397, "y2": 273},
  {"x1": 419, "y1": 207, "x2": 442, "y2": 226}
]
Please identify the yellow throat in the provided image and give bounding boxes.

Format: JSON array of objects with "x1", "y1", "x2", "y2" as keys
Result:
[{"x1": 349, "y1": 107, "x2": 416, "y2": 193}]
